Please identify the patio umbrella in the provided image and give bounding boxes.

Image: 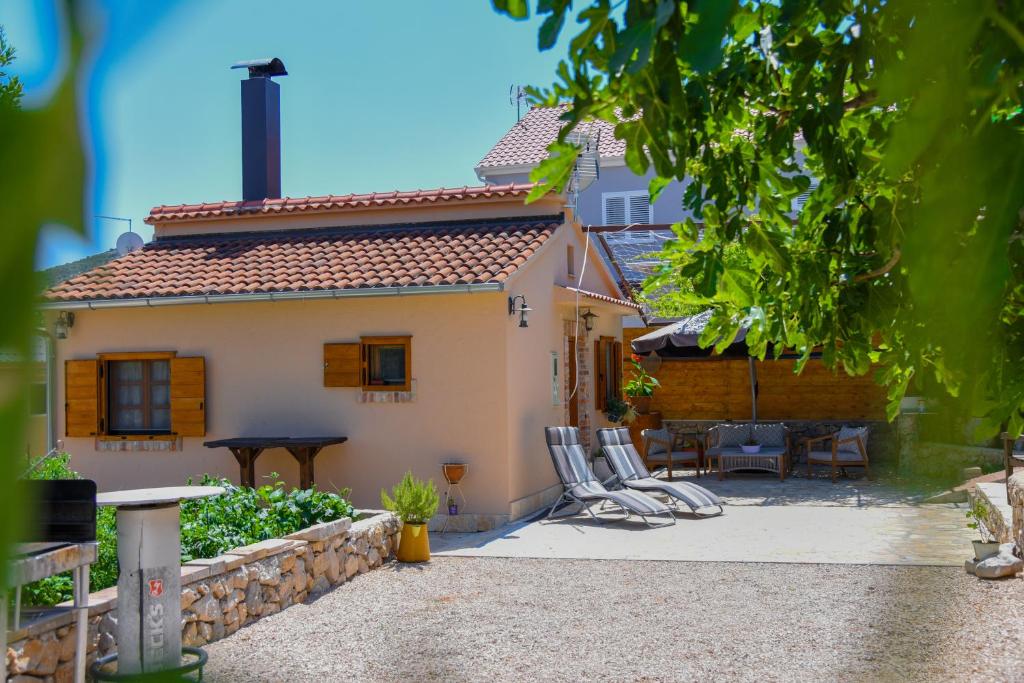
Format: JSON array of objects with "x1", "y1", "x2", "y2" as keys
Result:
[{"x1": 630, "y1": 310, "x2": 758, "y2": 423}]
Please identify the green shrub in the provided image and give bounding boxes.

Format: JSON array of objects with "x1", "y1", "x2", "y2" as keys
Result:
[
  {"x1": 380, "y1": 471, "x2": 439, "y2": 525},
  {"x1": 18, "y1": 461, "x2": 355, "y2": 607},
  {"x1": 179, "y1": 475, "x2": 355, "y2": 561}
]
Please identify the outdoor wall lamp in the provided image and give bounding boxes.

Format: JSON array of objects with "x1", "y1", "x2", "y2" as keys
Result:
[
  {"x1": 580, "y1": 308, "x2": 598, "y2": 332},
  {"x1": 53, "y1": 311, "x2": 75, "y2": 340},
  {"x1": 508, "y1": 295, "x2": 531, "y2": 328}
]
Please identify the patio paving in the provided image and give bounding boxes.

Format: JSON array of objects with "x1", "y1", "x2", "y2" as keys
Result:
[{"x1": 432, "y1": 475, "x2": 974, "y2": 566}]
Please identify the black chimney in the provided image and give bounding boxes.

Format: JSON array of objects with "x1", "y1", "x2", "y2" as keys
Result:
[{"x1": 231, "y1": 58, "x2": 288, "y2": 202}]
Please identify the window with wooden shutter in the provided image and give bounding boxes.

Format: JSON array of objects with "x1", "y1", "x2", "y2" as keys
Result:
[
  {"x1": 361, "y1": 336, "x2": 412, "y2": 392},
  {"x1": 170, "y1": 357, "x2": 206, "y2": 437},
  {"x1": 65, "y1": 352, "x2": 207, "y2": 439},
  {"x1": 612, "y1": 341, "x2": 623, "y2": 400},
  {"x1": 324, "y1": 343, "x2": 361, "y2": 387},
  {"x1": 594, "y1": 339, "x2": 607, "y2": 410},
  {"x1": 65, "y1": 359, "x2": 99, "y2": 437}
]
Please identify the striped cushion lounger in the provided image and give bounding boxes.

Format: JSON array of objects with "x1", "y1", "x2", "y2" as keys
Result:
[
  {"x1": 544, "y1": 426, "x2": 675, "y2": 526},
  {"x1": 597, "y1": 427, "x2": 724, "y2": 517}
]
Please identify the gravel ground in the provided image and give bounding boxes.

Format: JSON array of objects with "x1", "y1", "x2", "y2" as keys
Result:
[{"x1": 204, "y1": 557, "x2": 1024, "y2": 682}]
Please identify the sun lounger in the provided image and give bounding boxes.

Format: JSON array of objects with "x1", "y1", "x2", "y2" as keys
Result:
[
  {"x1": 597, "y1": 427, "x2": 724, "y2": 517},
  {"x1": 545, "y1": 426, "x2": 674, "y2": 526}
]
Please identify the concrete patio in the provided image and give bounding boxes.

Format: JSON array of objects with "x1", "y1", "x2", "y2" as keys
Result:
[{"x1": 432, "y1": 475, "x2": 975, "y2": 566}]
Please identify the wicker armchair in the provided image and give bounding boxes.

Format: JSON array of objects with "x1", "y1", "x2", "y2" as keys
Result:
[
  {"x1": 803, "y1": 427, "x2": 870, "y2": 482},
  {"x1": 641, "y1": 428, "x2": 703, "y2": 479}
]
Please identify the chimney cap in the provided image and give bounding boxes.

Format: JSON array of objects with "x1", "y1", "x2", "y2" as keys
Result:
[{"x1": 231, "y1": 57, "x2": 288, "y2": 79}]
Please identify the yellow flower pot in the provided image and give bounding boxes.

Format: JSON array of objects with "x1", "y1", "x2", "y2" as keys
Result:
[{"x1": 397, "y1": 523, "x2": 431, "y2": 562}]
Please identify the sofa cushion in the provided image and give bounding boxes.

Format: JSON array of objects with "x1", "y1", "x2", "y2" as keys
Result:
[
  {"x1": 837, "y1": 426, "x2": 868, "y2": 455},
  {"x1": 715, "y1": 424, "x2": 749, "y2": 447},
  {"x1": 752, "y1": 423, "x2": 786, "y2": 447},
  {"x1": 808, "y1": 449, "x2": 865, "y2": 463}
]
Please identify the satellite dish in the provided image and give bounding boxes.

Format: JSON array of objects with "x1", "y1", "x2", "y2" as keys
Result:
[{"x1": 116, "y1": 231, "x2": 144, "y2": 256}]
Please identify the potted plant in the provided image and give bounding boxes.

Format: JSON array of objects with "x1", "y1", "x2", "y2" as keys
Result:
[
  {"x1": 605, "y1": 396, "x2": 637, "y2": 424},
  {"x1": 381, "y1": 471, "x2": 440, "y2": 563},
  {"x1": 966, "y1": 499, "x2": 1001, "y2": 560},
  {"x1": 624, "y1": 354, "x2": 660, "y2": 414},
  {"x1": 741, "y1": 436, "x2": 762, "y2": 454}
]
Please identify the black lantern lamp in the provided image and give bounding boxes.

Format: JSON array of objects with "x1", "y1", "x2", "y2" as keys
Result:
[
  {"x1": 580, "y1": 308, "x2": 598, "y2": 332},
  {"x1": 54, "y1": 311, "x2": 75, "y2": 339},
  {"x1": 508, "y1": 295, "x2": 531, "y2": 328}
]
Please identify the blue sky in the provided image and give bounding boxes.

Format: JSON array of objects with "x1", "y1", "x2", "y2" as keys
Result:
[{"x1": 1, "y1": 0, "x2": 562, "y2": 267}]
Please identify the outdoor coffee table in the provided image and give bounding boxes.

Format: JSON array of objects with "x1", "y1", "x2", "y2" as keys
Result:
[{"x1": 717, "y1": 447, "x2": 789, "y2": 481}]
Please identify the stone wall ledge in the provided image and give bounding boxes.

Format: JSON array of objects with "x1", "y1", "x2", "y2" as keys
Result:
[
  {"x1": 1008, "y1": 472, "x2": 1024, "y2": 506},
  {"x1": 6, "y1": 511, "x2": 399, "y2": 682},
  {"x1": 283, "y1": 517, "x2": 352, "y2": 543}
]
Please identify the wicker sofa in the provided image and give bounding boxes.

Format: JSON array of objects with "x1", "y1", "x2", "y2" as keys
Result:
[{"x1": 705, "y1": 423, "x2": 792, "y2": 480}]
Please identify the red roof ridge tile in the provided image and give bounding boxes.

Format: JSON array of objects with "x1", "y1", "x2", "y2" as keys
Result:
[{"x1": 147, "y1": 183, "x2": 541, "y2": 225}]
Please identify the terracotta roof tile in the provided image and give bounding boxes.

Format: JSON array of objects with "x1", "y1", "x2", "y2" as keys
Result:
[
  {"x1": 477, "y1": 106, "x2": 626, "y2": 169},
  {"x1": 146, "y1": 183, "x2": 536, "y2": 225},
  {"x1": 44, "y1": 218, "x2": 561, "y2": 303}
]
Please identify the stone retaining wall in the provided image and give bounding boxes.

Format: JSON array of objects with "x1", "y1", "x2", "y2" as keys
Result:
[
  {"x1": 903, "y1": 442, "x2": 1003, "y2": 483},
  {"x1": 5, "y1": 511, "x2": 399, "y2": 682},
  {"x1": 1009, "y1": 472, "x2": 1024, "y2": 551},
  {"x1": 968, "y1": 484, "x2": 1014, "y2": 544}
]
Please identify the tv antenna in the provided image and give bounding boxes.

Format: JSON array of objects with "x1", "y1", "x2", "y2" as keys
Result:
[
  {"x1": 96, "y1": 215, "x2": 144, "y2": 256},
  {"x1": 565, "y1": 125, "x2": 601, "y2": 215},
  {"x1": 509, "y1": 84, "x2": 529, "y2": 122}
]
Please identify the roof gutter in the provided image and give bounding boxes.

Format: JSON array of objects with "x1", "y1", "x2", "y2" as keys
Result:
[{"x1": 40, "y1": 282, "x2": 505, "y2": 311}]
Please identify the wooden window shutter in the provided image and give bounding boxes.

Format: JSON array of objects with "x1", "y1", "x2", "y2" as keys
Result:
[
  {"x1": 594, "y1": 339, "x2": 607, "y2": 410},
  {"x1": 65, "y1": 359, "x2": 100, "y2": 437},
  {"x1": 324, "y1": 343, "x2": 361, "y2": 387},
  {"x1": 170, "y1": 357, "x2": 206, "y2": 437},
  {"x1": 613, "y1": 341, "x2": 623, "y2": 399}
]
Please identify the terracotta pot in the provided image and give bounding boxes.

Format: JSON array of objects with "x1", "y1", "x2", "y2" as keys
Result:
[
  {"x1": 397, "y1": 523, "x2": 431, "y2": 562},
  {"x1": 632, "y1": 396, "x2": 652, "y2": 414},
  {"x1": 442, "y1": 463, "x2": 467, "y2": 485}
]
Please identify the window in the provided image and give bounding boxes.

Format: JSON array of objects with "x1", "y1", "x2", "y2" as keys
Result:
[
  {"x1": 602, "y1": 190, "x2": 652, "y2": 225},
  {"x1": 108, "y1": 359, "x2": 171, "y2": 434},
  {"x1": 29, "y1": 382, "x2": 47, "y2": 416},
  {"x1": 64, "y1": 352, "x2": 206, "y2": 439},
  {"x1": 594, "y1": 336, "x2": 623, "y2": 410},
  {"x1": 361, "y1": 336, "x2": 411, "y2": 392},
  {"x1": 566, "y1": 245, "x2": 576, "y2": 278}
]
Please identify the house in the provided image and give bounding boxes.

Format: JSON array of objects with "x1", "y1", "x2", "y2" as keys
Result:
[
  {"x1": 476, "y1": 105, "x2": 817, "y2": 304},
  {"x1": 39, "y1": 61, "x2": 638, "y2": 531},
  {"x1": 476, "y1": 105, "x2": 682, "y2": 326},
  {"x1": 1, "y1": 335, "x2": 50, "y2": 459}
]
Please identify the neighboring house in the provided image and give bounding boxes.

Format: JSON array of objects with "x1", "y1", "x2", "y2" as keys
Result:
[
  {"x1": 476, "y1": 105, "x2": 682, "y2": 324},
  {"x1": 476, "y1": 105, "x2": 817, "y2": 315},
  {"x1": 476, "y1": 104, "x2": 690, "y2": 228},
  {"x1": 0, "y1": 336, "x2": 50, "y2": 458},
  {"x1": 41, "y1": 184, "x2": 636, "y2": 530}
]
